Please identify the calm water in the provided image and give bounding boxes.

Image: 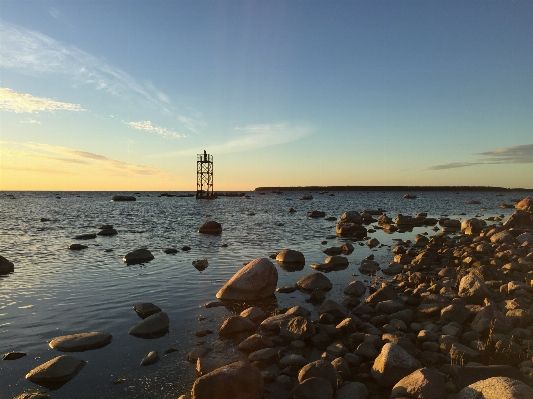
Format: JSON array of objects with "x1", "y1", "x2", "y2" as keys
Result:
[{"x1": 0, "y1": 190, "x2": 530, "y2": 398}]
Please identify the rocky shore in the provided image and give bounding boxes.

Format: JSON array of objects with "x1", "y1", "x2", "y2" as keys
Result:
[
  {"x1": 4, "y1": 196, "x2": 533, "y2": 399},
  {"x1": 178, "y1": 197, "x2": 533, "y2": 399}
]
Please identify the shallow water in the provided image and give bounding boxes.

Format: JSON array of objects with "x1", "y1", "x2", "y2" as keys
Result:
[{"x1": 0, "y1": 190, "x2": 530, "y2": 398}]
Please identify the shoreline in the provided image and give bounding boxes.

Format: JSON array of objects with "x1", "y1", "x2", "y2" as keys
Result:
[{"x1": 255, "y1": 186, "x2": 531, "y2": 192}]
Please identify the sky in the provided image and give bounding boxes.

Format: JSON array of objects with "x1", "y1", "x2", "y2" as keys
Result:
[{"x1": 1, "y1": 0, "x2": 532, "y2": 191}]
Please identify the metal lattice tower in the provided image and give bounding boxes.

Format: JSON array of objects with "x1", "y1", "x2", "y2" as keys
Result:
[{"x1": 196, "y1": 150, "x2": 214, "y2": 199}]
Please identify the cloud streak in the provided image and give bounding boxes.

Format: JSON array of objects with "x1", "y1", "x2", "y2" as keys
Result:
[
  {"x1": 0, "y1": 21, "x2": 171, "y2": 110},
  {"x1": 427, "y1": 144, "x2": 533, "y2": 170},
  {"x1": 126, "y1": 121, "x2": 184, "y2": 139},
  {"x1": 2, "y1": 142, "x2": 165, "y2": 177},
  {"x1": 0, "y1": 88, "x2": 84, "y2": 113},
  {"x1": 171, "y1": 123, "x2": 312, "y2": 156}
]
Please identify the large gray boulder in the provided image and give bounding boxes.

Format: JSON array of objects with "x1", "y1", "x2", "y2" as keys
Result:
[
  {"x1": 371, "y1": 343, "x2": 421, "y2": 387},
  {"x1": 49, "y1": 332, "x2": 112, "y2": 352},
  {"x1": 458, "y1": 274, "x2": 491, "y2": 305},
  {"x1": 216, "y1": 258, "x2": 278, "y2": 301},
  {"x1": 390, "y1": 367, "x2": 446, "y2": 399},
  {"x1": 458, "y1": 377, "x2": 533, "y2": 399},
  {"x1": 0, "y1": 255, "x2": 14, "y2": 274},
  {"x1": 503, "y1": 210, "x2": 533, "y2": 229},
  {"x1": 128, "y1": 312, "x2": 169, "y2": 337},
  {"x1": 25, "y1": 355, "x2": 86, "y2": 384},
  {"x1": 191, "y1": 361, "x2": 263, "y2": 399},
  {"x1": 295, "y1": 273, "x2": 332, "y2": 291}
]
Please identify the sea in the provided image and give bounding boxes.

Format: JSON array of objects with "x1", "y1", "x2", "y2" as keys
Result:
[{"x1": 1, "y1": 189, "x2": 531, "y2": 398}]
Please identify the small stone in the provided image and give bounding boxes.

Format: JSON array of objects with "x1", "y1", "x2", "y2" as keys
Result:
[{"x1": 140, "y1": 351, "x2": 159, "y2": 366}]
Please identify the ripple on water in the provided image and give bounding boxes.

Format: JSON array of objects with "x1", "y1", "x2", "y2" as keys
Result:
[{"x1": 0, "y1": 190, "x2": 530, "y2": 398}]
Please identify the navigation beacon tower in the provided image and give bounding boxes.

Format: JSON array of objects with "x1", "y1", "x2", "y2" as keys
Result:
[{"x1": 196, "y1": 150, "x2": 215, "y2": 199}]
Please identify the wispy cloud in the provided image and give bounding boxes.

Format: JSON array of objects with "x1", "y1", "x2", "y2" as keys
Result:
[
  {"x1": 426, "y1": 144, "x2": 533, "y2": 170},
  {"x1": 0, "y1": 21, "x2": 171, "y2": 110},
  {"x1": 171, "y1": 123, "x2": 312, "y2": 156},
  {"x1": 125, "y1": 121, "x2": 184, "y2": 139},
  {"x1": 0, "y1": 88, "x2": 84, "y2": 113},
  {"x1": 2, "y1": 142, "x2": 165, "y2": 176}
]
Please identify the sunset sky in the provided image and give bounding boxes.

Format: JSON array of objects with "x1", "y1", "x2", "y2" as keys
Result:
[{"x1": 1, "y1": 1, "x2": 532, "y2": 191}]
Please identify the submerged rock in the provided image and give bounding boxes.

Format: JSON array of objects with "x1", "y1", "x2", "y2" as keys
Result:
[
  {"x1": 97, "y1": 228, "x2": 118, "y2": 236},
  {"x1": 216, "y1": 258, "x2": 278, "y2": 301},
  {"x1": 49, "y1": 332, "x2": 112, "y2": 352},
  {"x1": 123, "y1": 249, "x2": 154, "y2": 264},
  {"x1": 276, "y1": 249, "x2": 305, "y2": 265},
  {"x1": 198, "y1": 221, "x2": 222, "y2": 234},
  {"x1": 111, "y1": 195, "x2": 136, "y2": 201},
  {"x1": 193, "y1": 259, "x2": 208, "y2": 271},
  {"x1": 3, "y1": 351, "x2": 26, "y2": 360},
  {"x1": 73, "y1": 233, "x2": 97, "y2": 240},
  {"x1": 68, "y1": 244, "x2": 88, "y2": 250}
]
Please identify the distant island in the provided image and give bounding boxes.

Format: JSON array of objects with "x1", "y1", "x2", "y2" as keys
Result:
[{"x1": 255, "y1": 186, "x2": 530, "y2": 192}]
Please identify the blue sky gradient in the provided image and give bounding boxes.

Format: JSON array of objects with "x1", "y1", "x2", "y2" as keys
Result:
[{"x1": 1, "y1": 1, "x2": 532, "y2": 190}]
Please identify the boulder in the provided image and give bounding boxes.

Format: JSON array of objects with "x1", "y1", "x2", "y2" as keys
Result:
[
  {"x1": 298, "y1": 360, "x2": 340, "y2": 389},
  {"x1": 276, "y1": 249, "x2": 305, "y2": 264},
  {"x1": 3, "y1": 351, "x2": 26, "y2": 360},
  {"x1": 390, "y1": 367, "x2": 446, "y2": 399},
  {"x1": 237, "y1": 334, "x2": 275, "y2": 353},
  {"x1": 308, "y1": 210, "x2": 326, "y2": 218},
  {"x1": 128, "y1": 312, "x2": 169, "y2": 337},
  {"x1": 280, "y1": 316, "x2": 316, "y2": 341},
  {"x1": 458, "y1": 376, "x2": 533, "y2": 399},
  {"x1": 68, "y1": 244, "x2": 88, "y2": 250},
  {"x1": 97, "y1": 228, "x2": 118, "y2": 236},
  {"x1": 73, "y1": 233, "x2": 97, "y2": 240},
  {"x1": 359, "y1": 259, "x2": 380, "y2": 274},
  {"x1": 218, "y1": 316, "x2": 256, "y2": 336},
  {"x1": 191, "y1": 361, "x2": 263, "y2": 399},
  {"x1": 133, "y1": 302, "x2": 162, "y2": 319},
  {"x1": 337, "y1": 382, "x2": 368, "y2": 399},
  {"x1": 336, "y1": 223, "x2": 367, "y2": 237},
  {"x1": 216, "y1": 258, "x2": 278, "y2": 301},
  {"x1": 0, "y1": 255, "x2": 15, "y2": 274},
  {"x1": 111, "y1": 195, "x2": 135, "y2": 201},
  {"x1": 296, "y1": 273, "x2": 332, "y2": 291},
  {"x1": 240, "y1": 307, "x2": 266, "y2": 322},
  {"x1": 470, "y1": 305, "x2": 512, "y2": 335},
  {"x1": 490, "y1": 231, "x2": 516, "y2": 244},
  {"x1": 503, "y1": 210, "x2": 533, "y2": 229},
  {"x1": 461, "y1": 218, "x2": 484, "y2": 235},
  {"x1": 365, "y1": 285, "x2": 396, "y2": 304},
  {"x1": 25, "y1": 355, "x2": 86, "y2": 385},
  {"x1": 288, "y1": 377, "x2": 334, "y2": 399},
  {"x1": 261, "y1": 306, "x2": 311, "y2": 332},
  {"x1": 339, "y1": 211, "x2": 363, "y2": 224},
  {"x1": 123, "y1": 249, "x2": 154, "y2": 264},
  {"x1": 458, "y1": 274, "x2": 491, "y2": 305},
  {"x1": 248, "y1": 347, "x2": 279, "y2": 364},
  {"x1": 371, "y1": 343, "x2": 422, "y2": 387},
  {"x1": 319, "y1": 300, "x2": 348, "y2": 319},
  {"x1": 196, "y1": 358, "x2": 237, "y2": 375},
  {"x1": 515, "y1": 197, "x2": 533, "y2": 212},
  {"x1": 451, "y1": 365, "x2": 531, "y2": 390},
  {"x1": 193, "y1": 259, "x2": 209, "y2": 271},
  {"x1": 49, "y1": 332, "x2": 112, "y2": 352},
  {"x1": 344, "y1": 281, "x2": 366, "y2": 296},
  {"x1": 197, "y1": 221, "x2": 222, "y2": 234}
]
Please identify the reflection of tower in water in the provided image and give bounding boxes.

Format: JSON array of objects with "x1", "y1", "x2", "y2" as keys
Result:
[{"x1": 196, "y1": 150, "x2": 216, "y2": 199}]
